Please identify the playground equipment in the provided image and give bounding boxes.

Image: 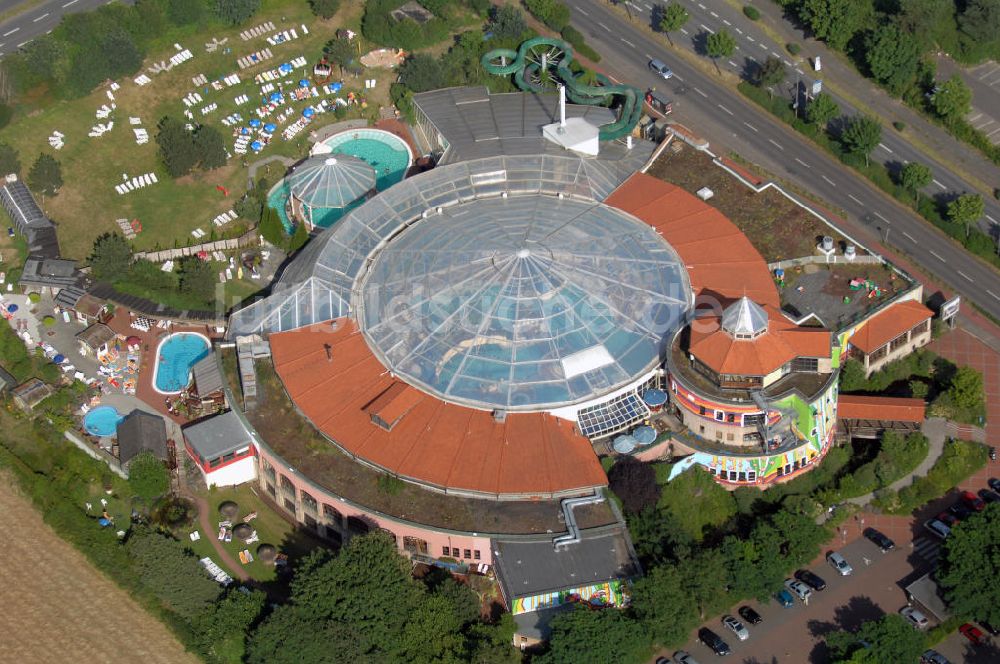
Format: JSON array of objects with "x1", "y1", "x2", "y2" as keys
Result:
[{"x1": 481, "y1": 37, "x2": 643, "y2": 142}]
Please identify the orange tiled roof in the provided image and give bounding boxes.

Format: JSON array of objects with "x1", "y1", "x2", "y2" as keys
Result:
[
  {"x1": 849, "y1": 299, "x2": 933, "y2": 354},
  {"x1": 268, "y1": 319, "x2": 608, "y2": 497},
  {"x1": 837, "y1": 395, "x2": 925, "y2": 423},
  {"x1": 687, "y1": 305, "x2": 831, "y2": 375},
  {"x1": 605, "y1": 173, "x2": 780, "y2": 308}
]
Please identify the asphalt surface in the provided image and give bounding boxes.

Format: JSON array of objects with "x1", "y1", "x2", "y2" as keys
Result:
[
  {"x1": 938, "y1": 55, "x2": 1000, "y2": 147},
  {"x1": 571, "y1": 0, "x2": 1000, "y2": 321},
  {"x1": 0, "y1": 0, "x2": 111, "y2": 57}
]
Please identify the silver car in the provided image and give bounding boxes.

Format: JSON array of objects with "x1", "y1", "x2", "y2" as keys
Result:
[
  {"x1": 722, "y1": 615, "x2": 749, "y2": 641},
  {"x1": 827, "y1": 551, "x2": 853, "y2": 576},
  {"x1": 901, "y1": 606, "x2": 930, "y2": 629},
  {"x1": 673, "y1": 651, "x2": 700, "y2": 664},
  {"x1": 784, "y1": 578, "x2": 813, "y2": 602}
]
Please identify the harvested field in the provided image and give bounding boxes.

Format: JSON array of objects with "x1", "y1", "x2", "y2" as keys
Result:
[{"x1": 0, "y1": 473, "x2": 199, "y2": 664}]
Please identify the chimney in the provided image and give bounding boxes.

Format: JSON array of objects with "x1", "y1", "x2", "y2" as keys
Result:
[
  {"x1": 559, "y1": 84, "x2": 566, "y2": 127},
  {"x1": 323, "y1": 343, "x2": 332, "y2": 362}
]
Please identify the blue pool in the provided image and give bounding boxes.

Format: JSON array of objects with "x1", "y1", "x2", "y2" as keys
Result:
[
  {"x1": 84, "y1": 406, "x2": 123, "y2": 437},
  {"x1": 269, "y1": 128, "x2": 412, "y2": 231},
  {"x1": 154, "y1": 332, "x2": 210, "y2": 393}
]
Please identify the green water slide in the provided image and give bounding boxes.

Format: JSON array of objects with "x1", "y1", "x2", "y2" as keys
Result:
[{"x1": 481, "y1": 37, "x2": 643, "y2": 142}]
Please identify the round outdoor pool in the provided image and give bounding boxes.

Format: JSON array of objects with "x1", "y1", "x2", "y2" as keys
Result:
[
  {"x1": 153, "y1": 332, "x2": 211, "y2": 394},
  {"x1": 268, "y1": 128, "x2": 412, "y2": 231},
  {"x1": 84, "y1": 406, "x2": 123, "y2": 437}
]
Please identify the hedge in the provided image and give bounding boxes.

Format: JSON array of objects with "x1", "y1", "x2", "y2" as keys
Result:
[
  {"x1": 874, "y1": 439, "x2": 987, "y2": 515},
  {"x1": 561, "y1": 25, "x2": 601, "y2": 63}
]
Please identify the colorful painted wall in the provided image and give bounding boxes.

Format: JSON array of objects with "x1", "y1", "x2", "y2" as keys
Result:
[{"x1": 511, "y1": 579, "x2": 630, "y2": 615}]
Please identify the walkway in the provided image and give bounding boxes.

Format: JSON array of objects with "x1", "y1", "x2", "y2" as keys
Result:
[
  {"x1": 930, "y1": 328, "x2": 999, "y2": 445},
  {"x1": 177, "y1": 460, "x2": 249, "y2": 582}
]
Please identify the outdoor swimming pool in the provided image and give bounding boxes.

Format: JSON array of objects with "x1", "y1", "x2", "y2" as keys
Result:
[
  {"x1": 84, "y1": 406, "x2": 123, "y2": 437},
  {"x1": 268, "y1": 128, "x2": 412, "y2": 231},
  {"x1": 154, "y1": 332, "x2": 210, "y2": 394}
]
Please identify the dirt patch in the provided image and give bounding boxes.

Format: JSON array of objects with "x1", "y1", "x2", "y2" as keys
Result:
[{"x1": 0, "y1": 472, "x2": 199, "y2": 664}]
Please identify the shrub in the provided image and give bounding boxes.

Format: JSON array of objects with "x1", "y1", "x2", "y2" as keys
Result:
[
  {"x1": 362, "y1": 0, "x2": 453, "y2": 50},
  {"x1": 214, "y1": 0, "x2": 261, "y2": 25},
  {"x1": 787, "y1": 42, "x2": 801, "y2": 55},
  {"x1": 561, "y1": 25, "x2": 601, "y2": 62},
  {"x1": 608, "y1": 457, "x2": 660, "y2": 514},
  {"x1": 28, "y1": 292, "x2": 41, "y2": 303},
  {"x1": 743, "y1": 5, "x2": 760, "y2": 20},
  {"x1": 376, "y1": 473, "x2": 404, "y2": 495},
  {"x1": 42, "y1": 315, "x2": 55, "y2": 327},
  {"x1": 878, "y1": 439, "x2": 987, "y2": 514},
  {"x1": 893, "y1": 121, "x2": 906, "y2": 131},
  {"x1": 524, "y1": 0, "x2": 570, "y2": 31},
  {"x1": 309, "y1": 0, "x2": 340, "y2": 19},
  {"x1": 0, "y1": 104, "x2": 12, "y2": 131}
]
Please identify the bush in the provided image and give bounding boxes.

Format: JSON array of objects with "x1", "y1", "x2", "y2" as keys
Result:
[
  {"x1": 893, "y1": 121, "x2": 906, "y2": 131},
  {"x1": 309, "y1": 0, "x2": 340, "y2": 19},
  {"x1": 28, "y1": 292, "x2": 41, "y2": 303},
  {"x1": 608, "y1": 457, "x2": 660, "y2": 514},
  {"x1": 787, "y1": 42, "x2": 801, "y2": 55},
  {"x1": 743, "y1": 5, "x2": 760, "y2": 20},
  {"x1": 128, "y1": 451, "x2": 170, "y2": 502},
  {"x1": 877, "y1": 439, "x2": 987, "y2": 514},
  {"x1": 561, "y1": 25, "x2": 601, "y2": 62},
  {"x1": 524, "y1": 0, "x2": 570, "y2": 31},
  {"x1": 214, "y1": 0, "x2": 260, "y2": 25},
  {"x1": 42, "y1": 315, "x2": 55, "y2": 327},
  {"x1": 0, "y1": 104, "x2": 12, "y2": 131},
  {"x1": 362, "y1": 0, "x2": 454, "y2": 50}
]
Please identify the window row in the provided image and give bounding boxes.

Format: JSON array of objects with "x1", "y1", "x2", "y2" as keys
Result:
[{"x1": 440, "y1": 546, "x2": 481, "y2": 561}]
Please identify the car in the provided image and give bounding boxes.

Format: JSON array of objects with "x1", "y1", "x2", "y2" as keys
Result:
[
  {"x1": 921, "y1": 649, "x2": 951, "y2": 664},
  {"x1": 959, "y1": 623, "x2": 985, "y2": 646},
  {"x1": 900, "y1": 606, "x2": 930, "y2": 629},
  {"x1": 673, "y1": 651, "x2": 700, "y2": 664},
  {"x1": 656, "y1": 658, "x2": 671, "y2": 664},
  {"x1": 948, "y1": 503, "x2": 973, "y2": 520},
  {"x1": 978, "y1": 620, "x2": 999, "y2": 636},
  {"x1": 697, "y1": 627, "x2": 731, "y2": 656},
  {"x1": 937, "y1": 511, "x2": 959, "y2": 527},
  {"x1": 795, "y1": 569, "x2": 827, "y2": 591},
  {"x1": 961, "y1": 490, "x2": 986, "y2": 511},
  {"x1": 925, "y1": 519, "x2": 952, "y2": 539},
  {"x1": 774, "y1": 589, "x2": 794, "y2": 608},
  {"x1": 648, "y1": 58, "x2": 674, "y2": 80},
  {"x1": 979, "y1": 488, "x2": 1000, "y2": 504},
  {"x1": 784, "y1": 578, "x2": 813, "y2": 602},
  {"x1": 721, "y1": 615, "x2": 749, "y2": 641},
  {"x1": 863, "y1": 527, "x2": 895, "y2": 552},
  {"x1": 738, "y1": 606, "x2": 763, "y2": 625},
  {"x1": 827, "y1": 551, "x2": 853, "y2": 576},
  {"x1": 988, "y1": 477, "x2": 1000, "y2": 493}
]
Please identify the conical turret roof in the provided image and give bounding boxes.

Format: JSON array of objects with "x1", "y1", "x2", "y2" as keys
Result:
[
  {"x1": 289, "y1": 154, "x2": 376, "y2": 209},
  {"x1": 721, "y1": 296, "x2": 768, "y2": 339}
]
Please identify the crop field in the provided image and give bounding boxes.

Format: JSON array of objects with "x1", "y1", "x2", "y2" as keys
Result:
[{"x1": 0, "y1": 472, "x2": 199, "y2": 664}]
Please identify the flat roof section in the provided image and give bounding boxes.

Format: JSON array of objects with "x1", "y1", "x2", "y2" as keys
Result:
[{"x1": 183, "y1": 410, "x2": 254, "y2": 460}]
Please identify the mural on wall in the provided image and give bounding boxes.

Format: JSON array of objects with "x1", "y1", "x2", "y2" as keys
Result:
[{"x1": 511, "y1": 579, "x2": 631, "y2": 615}]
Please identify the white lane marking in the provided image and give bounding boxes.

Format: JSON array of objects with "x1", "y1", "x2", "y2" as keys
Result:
[
  {"x1": 759, "y1": 43, "x2": 768, "y2": 50},
  {"x1": 701, "y1": 24, "x2": 715, "y2": 34},
  {"x1": 578, "y1": 7, "x2": 588, "y2": 15},
  {"x1": 645, "y1": 3, "x2": 654, "y2": 10},
  {"x1": 969, "y1": 112, "x2": 983, "y2": 122},
  {"x1": 744, "y1": 122, "x2": 759, "y2": 133},
  {"x1": 3, "y1": 28, "x2": 19, "y2": 36},
  {"x1": 710, "y1": 11, "x2": 719, "y2": 18},
  {"x1": 17, "y1": 39, "x2": 29, "y2": 47},
  {"x1": 63, "y1": 0, "x2": 79, "y2": 5},
  {"x1": 728, "y1": 60, "x2": 738, "y2": 67},
  {"x1": 796, "y1": 68, "x2": 804, "y2": 75},
  {"x1": 822, "y1": 175, "x2": 836, "y2": 186},
  {"x1": 723, "y1": 19, "x2": 731, "y2": 26},
  {"x1": 903, "y1": 231, "x2": 917, "y2": 243},
  {"x1": 645, "y1": 53, "x2": 653, "y2": 60},
  {"x1": 747, "y1": 36, "x2": 755, "y2": 42},
  {"x1": 794, "y1": 157, "x2": 810, "y2": 168},
  {"x1": 33, "y1": 12, "x2": 49, "y2": 22},
  {"x1": 768, "y1": 138, "x2": 784, "y2": 151},
  {"x1": 986, "y1": 214, "x2": 997, "y2": 224},
  {"x1": 694, "y1": 87, "x2": 708, "y2": 98},
  {"x1": 621, "y1": 38, "x2": 635, "y2": 48},
  {"x1": 735, "y1": 27, "x2": 743, "y2": 35},
  {"x1": 680, "y1": 27, "x2": 689, "y2": 35},
  {"x1": 674, "y1": 74, "x2": 684, "y2": 82},
  {"x1": 771, "y1": 51, "x2": 781, "y2": 58},
  {"x1": 848, "y1": 194, "x2": 863, "y2": 205},
  {"x1": 698, "y1": 2, "x2": 706, "y2": 8},
  {"x1": 988, "y1": 290, "x2": 1000, "y2": 301},
  {"x1": 873, "y1": 211, "x2": 889, "y2": 223},
  {"x1": 718, "y1": 104, "x2": 734, "y2": 116},
  {"x1": 958, "y1": 270, "x2": 974, "y2": 282},
  {"x1": 878, "y1": 142, "x2": 893, "y2": 153},
  {"x1": 987, "y1": 126, "x2": 1000, "y2": 137},
  {"x1": 598, "y1": 22, "x2": 611, "y2": 32},
  {"x1": 932, "y1": 179, "x2": 947, "y2": 189},
  {"x1": 930, "y1": 250, "x2": 946, "y2": 262},
  {"x1": 784, "y1": 59, "x2": 793, "y2": 67}
]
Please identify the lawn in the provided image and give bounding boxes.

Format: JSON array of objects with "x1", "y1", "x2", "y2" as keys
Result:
[{"x1": 0, "y1": 1, "x2": 390, "y2": 261}]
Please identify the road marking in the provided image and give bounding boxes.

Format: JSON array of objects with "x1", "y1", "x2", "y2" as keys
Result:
[
  {"x1": 958, "y1": 270, "x2": 974, "y2": 282},
  {"x1": 698, "y1": 2, "x2": 706, "y2": 8},
  {"x1": 932, "y1": 179, "x2": 946, "y2": 189},
  {"x1": 747, "y1": 36, "x2": 755, "y2": 42},
  {"x1": 873, "y1": 211, "x2": 889, "y2": 223},
  {"x1": 878, "y1": 142, "x2": 893, "y2": 153},
  {"x1": 794, "y1": 157, "x2": 810, "y2": 168},
  {"x1": 645, "y1": 3, "x2": 654, "y2": 10},
  {"x1": 680, "y1": 27, "x2": 689, "y2": 35},
  {"x1": 903, "y1": 231, "x2": 917, "y2": 243},
  {"x1": 988, "y1": 290, "x2": 1000, "y2": 301},
  {"x1": 701, "y1": 24, "x2": 715, "y2": 34},
  {"x1": 2, "y1": 28, "x2": 19, "y2": 37},
  {"x1": 598, "y1": 22, "x2": 611, "y2": 32},
  {"x1": 718, "y1": 104, "x2": 734, "y2": 116},
  {"x1": 33, "y1": 12, "x2": 49, "y2": 22},
  {"x1": 728, "y1": 60, "x2": 737, "y2": 67},
  {"x1": 578, "y1": 7, "x2": 588, "y2": 15},
  {"x1": 930, "y1": 250, "x2": 946, "y2": 262},
  {"x1": 621, "y1": 38, "x2": 635, "y2": 48},
  {"x1": 17, "y1": 39, "x2": 29, "y2": 47},
  {"x1": 723, "y1": 19, "x2": 731, "y2": 26},
  {"x1": 710, "y1": 11, "x2": 719, "y2": 17},
  {"x1": 694, "y1": 87, "x2": 708, "y2": 98},
  {"x1": 969, "y1": 112, "x2": 983, "y2": 122},
  {"x1": 796, "y1": 67, "x2": 804, "y2": 75},
  {"x1": 784, "y1": 59, "x2": 793, "y2": 67},
  {"x1": 768, "y1": 138, "x2": 784, "y2": 151},
  {"x1": 673, "y1": 74, "x2": 684, "y2": 82},
  {"x1": 759, "y1": 43, "x2": 768, "y2": 50},
  {"x1": 63, "y1": 0, "x2": 78, "y2": 5},
  {"x1": 735, "y1": 27, "x2": 743, "y2": 35},
  {"x1": 771, "y1": 50, "x2": 781, "y2": 58},
  {"x1": 822, "y1": 175, "x2": 836, "y2": 186},
  {"x1": 848, "y1": 194, "x2": 863, "y2": 205},
  {"x1": 744, "y1": 122, "x2": 758, "y2": 133},
  {"x1": 645, "y1": 53, "x2": 653, "y2": 60},
  {"x1": 987, "y1": 126, "x2": 1000, "y2": 138},
  {"x1": 986, "y1": 214, "x2": 998, "y2": 224}
]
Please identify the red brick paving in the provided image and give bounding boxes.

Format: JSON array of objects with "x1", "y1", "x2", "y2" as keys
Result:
[{"x1": 929, "y1": 328, "x2": 1000, "y2": 445}]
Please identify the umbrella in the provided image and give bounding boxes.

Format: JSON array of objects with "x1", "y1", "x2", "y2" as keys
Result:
[
  {"x1": 330, "y1": 82, "x2": 342, "y2": 93},
  {"x1": 279, "y1": 63, "x2": 293, "y2": 73},
  {"x1": 612, "y1": 435, "x2": 637, "y2": 455},
  {"x1": 633, "y1": 426, "x2": 657, "y2": 446},
  {"x1": 263, "y1": 123, "x2": 277, "y2": 132},
  {"x1": 53, "y1": 354, "x2": 65, "y2": 364},
  {"x1": 642, "y1": 388, "x2": 667, "y2": 408},
  {"x1": 6, "y1": 303, "x2": 16, "y2": 313},
  {"x1": 269, "y1": 92, "x2": 282, "y2": 103},
  {"x1": 302, "y1": 107, "x2": 315, "y2": 118},
  {"x1": 250, "y1": 140, "x2": 262, "y2": 151},
  {"x1": 240, "y1": 127, "x2": 249, "y2": 135},
  {"x1": 299, "y1": 79, "x2": 309, "y2": 87},
  {"x1": 249, "y1": 118, "x2": 262, "y2": 128}
]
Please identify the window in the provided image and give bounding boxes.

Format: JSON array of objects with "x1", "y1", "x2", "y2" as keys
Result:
[
  {"x1": 346, "y1": 517, "x2": 370, "y2": 535},
  {"x1": 716, "y1": 431, "x2": 723, "y2": 440},
  {"x1": 262, "y1": 458, "x2": 276, "y2": 480},
  {"x1": 283, "y1": 498, "x2": 295, "y2": 513},
  {"x1": 474, "y1": 550, "x2": 481, "y2": 560},
  {"x1": 279, "y1": 474, "x2": 294, "y2": 496},
  {"x1": 266, "y1": 482, "x2": 275, "y2": 497},
  {"x1": 699, "y1": 425, "x2": 706, "y2": 434},
  {"x1": 747, "y1": 470, "x2": 756, "y2": 482},
  {"x1": 699, "y1": 405, "x2": 707, "y2": 416},
  {"x1": 744, "y1": 413, "x2": 764, "y2": 427},
  {"x1": 464, "y1": 549, "x2": 471, "y2": 559},
  {"x1": 209, "y1": 457, "x2": 221, "y2": 468},
  {"x1": 304, "y1": 514, "x2": 317, "y2": 530},
  {"x1": 442, "y1": 545, "x2": 450, "y2": 556},
  {"x1": 403, "y1": 536, "x2": 428, "y2": 554},
  {"x1": 222, "y1": 452, "x2": 235, "y2": 462},
  {"x1": 726, "y1": 413, "x2": 736, "y2": 423},
  {"x1": 738, "y1": 472, "x2": 746, "y2": 482},
  {"x1": 791, "y1": 357, "x2": 819, "y2": 373},
  {"x1": 323, "y1": 504, "x2": 343, "y2": 527},
  {"x1": 709, "y1": 467, "x2": 717, "y2": 476},
  {"x1": 301, "y1": 491, "x2": 317, "y2": 513},
  {"x1": 452, "y1": 547, "x2": 460, "y2": 557},
  {"x1": 715, "y1": 411, "x2": 724, "y2": 421},
  {"x1": 726, "y1": 433, "x2": 734, "y2": 441}
]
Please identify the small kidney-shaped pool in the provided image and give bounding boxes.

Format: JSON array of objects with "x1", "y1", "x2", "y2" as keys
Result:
[
  {"x1": 83, "y1": 405, "x2": 123, "y2": 437},
  {"x1": 154, "y1": 332, "x2": 211, "y2": 394}
]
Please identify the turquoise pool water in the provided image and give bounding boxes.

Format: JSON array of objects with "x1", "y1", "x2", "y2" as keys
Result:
[
  {"x1": 84, "y1": 406, "x2": 123, "y2": 437},
  {"x1": 268, "y1": 129, "x2": 412, "y2": 231},
  {"x1": 154, "y1": 333, "x2": 210, "y2": 393}
]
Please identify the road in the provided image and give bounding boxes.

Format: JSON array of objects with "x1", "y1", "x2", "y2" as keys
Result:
[
  {"x1": 0, "y1": 0, "x2": 110, "y2": 57},
  {"x1": 938, "y1": 55, "x2": 1000, "y2": 148},
  {"x1": 571, "y1": 0, "x2": 1000, "y2": 321}
]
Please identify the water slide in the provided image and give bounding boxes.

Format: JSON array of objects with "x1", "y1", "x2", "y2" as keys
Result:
[{"x1": 481, "y1": 37, "x2": 643, "y2": 142}]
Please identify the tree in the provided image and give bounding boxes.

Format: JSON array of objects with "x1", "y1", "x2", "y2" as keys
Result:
[
  {"x1": 89, "y1": 233, "x2": 133, "y2": 280},
  {"x1": 102, "y1": 28, "x2": 144, "y2": 79},
  {"x1": 864, "y1": 20, "x2": 922, "y2": 96},
  {"x1": 959, "y1": 0, "x2": 1000, "y2": 42},
  {"x1": 177, "y1": 256, "x2": 215, "y2": 302},
  {"x1": 309, "y1": 0, "x2": 340, "y2": 19},
  {"x1": 126, "y1": 527, "x2": 221, "y2": 616},
  {"x1": 524, "y1": 0, "x2": 571, "y2": 31},
  {"x1": 193, "y1": 125, "x2": 227, "y2": 170},
  {"x1": 931, "y1": 74, "x2": 972, "y2": 122},
  {"x1": 192, "y1": 587, "x2": 266, "y2": 657},
  {"x1": 608, "y1": 457, "x2": 661, "y2": 514},
  {"x1": 900, "y1": 0, "x2": 961, "y2": 51},
  {"x1": 214, "y1": 0, "x2": 260, "y2": 25},
  {"x1": 258, "y1": 207, "x2": 286, "y2": 246},
  {"x1": 538, "y1": 606, "x2": 649, "y2": 664},
  {"x1": 488, "y1": 4, "x2": 527, "y2": 41},
  {"x1": 659, "y1": 4, "x2": 690, "y2": 45},
  {"x1": 798, "y1": 0, "x2": 874, "y2": 51},
  {"x1": 752, "y1": 56, "x2": 786, "y2": 97},
  {"x1": 806, "y1": 92, "x2": 840, "y2": 128},
  {"x1": 840, "y1": 115, "x2": 882, "y2": 166},
  {"x1": 27, "y1": 153, "x2": 62, "y2": 195},
  {"x1": 947, "y1": 193, "x2": 985, "y2": 238},
  {"x1": 166, "y1": 0, "x2": 205, "y2": 25},
  {"x1": 156, "y1": 116, "x2": 199, "y2": 177},
  {"x1": 944, "y1": 365, "x2": 985, "y2": 410},
  {"x1": 826, "y1": 613, "x2": 927, "y2": 663},
  {"x1": 323, "y1": 37, "x2": 356, "y2": 76},
  {"x1": 399, "y1": 53, "x2": 446, "y2": 93},
  {"x1": 631, "y1": 565, "x2": 699, "y2": 646},
  {"x1": 0, "y1": 142, "x2": 19, "y2": 175},
  {"x1": 705, "y1": 29, "x2": 736, "y2": 74},
  {"x1": 287, "y1": 218, "x2": 309, "y2": 252},
  {"x1": 128, "y1": 451, "x2": 170, "y2": 502},
  {"x1": 939, "y1": 504, "x2": 1000, "y2": 625},
  {"x1": 898, "y1": 161, "x2": 933, "y2": 199},
  {"x1": 659, "y1": 466, "x2": 736, "y2": 541}
]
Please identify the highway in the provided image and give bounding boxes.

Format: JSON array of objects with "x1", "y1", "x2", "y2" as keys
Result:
[
  {"x1": 0, "y1": 0, "x2": 110, "y2": 57},
  {"x1": 571, "y1": 0, "x2": 1000, "y2": 321}
]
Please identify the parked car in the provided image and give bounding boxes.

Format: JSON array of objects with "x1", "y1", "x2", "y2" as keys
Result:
[
  {"x1": 648, "y1": 58, "x2": 674, "y2": 80},
  {"x1": 673, "y1": 651, "x2": 700, "y2": 664},
  {"x1": 795, "y1": 569, "x2": 827, "y2": 591},
  {"x1": 784, "y1": 578, "x2": 813, "y2": 602},
  {"x1": 961, "y1": 490, "x2": 986, "y2": 511},
  {"x1": 937, "y1": 511, "x2": 959, "y2": 527},
  {"x1": 924, "y1": 519, "x2": 952, "y2": 539},
  {"x1": 698, "y1": 627, "x2": 731, "y2": 656},
  {"x1": 988, "y1": 477, "x2": 1000, "y2": 493},
  {"x1": 827, "y1": 551, "x2": 853, "y2": 576},
  {"x1": 978, "y1": 488, "x2": 1000, "y2": 504},
  {"x1": 948, "y1": 503, "x2": 973, "y2": 520},
  {"x1": 774, "y1": 589, "x2": 794, "y2": 608},
  {"x1": 959, "y1": 623, "x2": 985, "y2": 646},
  {"x1": 900, "y1": 606, "x2": 930, "y2": 629},
  {"x1": 920, "y1": 649, "x2": 951, "y2": 664},
  {"x1": 656, "y1": 658, "x2": 671, "y2": 664},
  {"x1": 978, "y1": 620, "x2": 999, "y2": 636},
  {"x1": 722, "y1": 615, "x2": 749, "y2": 641},
  {"x1": 863, "y1": 527, "x2": 895, "y2": 552},
  {"x1": 738, "y1": 606, "x2": 763, "y2": 625}
]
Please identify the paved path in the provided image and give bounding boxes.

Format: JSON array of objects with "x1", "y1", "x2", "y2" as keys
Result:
[
  {"x1": 177, "y1": 459, "x2": 249, "y2": 581},
  {"x1": 930, "y1": 328, "x2": 999, "y2": 445}
]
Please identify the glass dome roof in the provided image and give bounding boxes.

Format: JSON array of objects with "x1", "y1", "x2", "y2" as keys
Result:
[
  {"x1": 359, "y1": 195, "x2": 691, "y2": 411},
  {"x1": 288, "y1": 154, "x2": 376, "y2": 209}
]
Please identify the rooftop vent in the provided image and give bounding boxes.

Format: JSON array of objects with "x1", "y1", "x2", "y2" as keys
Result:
[{"x1": 492, "y1": 409, "x2": 507, "y2": 423}]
